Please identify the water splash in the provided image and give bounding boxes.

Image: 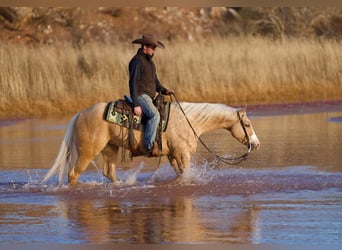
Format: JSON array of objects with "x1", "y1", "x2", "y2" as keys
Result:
[
  {"x1": 189, "y1": 158, "x2": 218, "y2": 184},
  {"x1": 148, "y1": 158, "x2": 219, "y2": 185},
  {"x1": 120, "y1": 162, "x2": 145, "y2": 185},
  {"x1": 149, "y1": 163, "x2": 177, "y2": 183}
]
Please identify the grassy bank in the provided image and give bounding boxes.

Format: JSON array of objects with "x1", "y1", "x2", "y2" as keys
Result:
[{"x1": 1, "y1": 36, "x2": 342, "y2": 119}]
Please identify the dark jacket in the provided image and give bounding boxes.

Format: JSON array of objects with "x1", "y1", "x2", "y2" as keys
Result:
[{"x1": 129, "y1": 48, "x2": 167, "y2": 107}]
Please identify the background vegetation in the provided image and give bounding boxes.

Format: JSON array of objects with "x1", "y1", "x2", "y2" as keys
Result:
[
  {"x1": 1, "y1": 7, "x2": 342, "y2": 118},
  {"x1": 1, "y1": 36, "x2": 341, "y2": 118}
]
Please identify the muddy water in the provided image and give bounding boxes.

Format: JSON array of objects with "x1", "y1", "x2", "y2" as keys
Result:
[{"x1": 0, "y1": 105, "x2": 341, "y2": 244}]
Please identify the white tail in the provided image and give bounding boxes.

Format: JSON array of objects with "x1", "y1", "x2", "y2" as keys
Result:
[{"x1": 41, "y1": 112, "x2": 80, "y2": 184}]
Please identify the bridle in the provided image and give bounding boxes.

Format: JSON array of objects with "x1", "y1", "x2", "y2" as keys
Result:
[
  {"x1": 237, "y1": 111, "x2": 252, "y2": 154},
  {"x1": 171, "y1": 94, "x2": 252, "y2": 165}
]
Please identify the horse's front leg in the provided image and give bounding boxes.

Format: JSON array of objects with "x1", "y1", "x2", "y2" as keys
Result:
[
  {"x1": 172, "y1": 151, "x2": 192, "y2": 184},
  {"x1": 167, "y1": 155, "x2": 181, "y2": 177}
]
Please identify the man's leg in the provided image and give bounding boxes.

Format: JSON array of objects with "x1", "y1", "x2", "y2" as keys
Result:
[{"x1": 137, "y1": 94, "x2": 160, "y2": 150}]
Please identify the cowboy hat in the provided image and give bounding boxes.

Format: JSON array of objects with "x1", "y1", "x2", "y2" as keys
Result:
[{"x1": 132, "y1": 34, "x2": 165, "y2": 49}]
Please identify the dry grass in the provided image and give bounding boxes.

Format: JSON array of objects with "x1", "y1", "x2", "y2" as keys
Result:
[
  {"x1": 162, "y1": 37, "x2": 342, "y2": 104},
  {"x1": 1, "y1": 36, "x2": 342, "y2": 118}
]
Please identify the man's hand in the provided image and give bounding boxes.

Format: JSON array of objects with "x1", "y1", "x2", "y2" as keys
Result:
[
  {"x1": 134, "y1": 106, "x2": 142, "y2": 116},
  {"x1": 166, "y1": 89, "x2": 174, "y2": 95}
]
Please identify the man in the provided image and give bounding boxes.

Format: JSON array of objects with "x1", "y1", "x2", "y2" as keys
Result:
[{"x1": 129, "y1": 33, "x2": 173, "y2": 156}]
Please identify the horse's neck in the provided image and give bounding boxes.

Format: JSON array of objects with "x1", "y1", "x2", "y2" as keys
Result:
[{"x1": 182, "y1": 103, "x2": 237, "y2": 135}]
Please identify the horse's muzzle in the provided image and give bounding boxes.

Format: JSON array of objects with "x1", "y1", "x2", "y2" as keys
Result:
[{"x1": 250, "y1": 133, "x2": 260, "y2": 150}]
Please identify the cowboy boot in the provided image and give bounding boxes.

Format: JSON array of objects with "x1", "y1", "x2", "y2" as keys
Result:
[
  {"x1": 147, "y1": 142, "x2": 159, "y2": 157},
  {"x1": 151, "y1": 142, "x2": 159, "y2": 156}
]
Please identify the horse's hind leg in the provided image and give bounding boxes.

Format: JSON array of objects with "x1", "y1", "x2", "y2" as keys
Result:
[
  {"x1": 102, "y1": 144, "x2": 120, "y2": 182},
  {"x1": 67, "y1": 102, "x2": 111, "y2": 184},
  {"x1": 68, "y1": 155, "x2": 93, "y2": 184}
]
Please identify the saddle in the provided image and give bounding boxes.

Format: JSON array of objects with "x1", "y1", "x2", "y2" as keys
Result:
[{"x1": 104, "y1": 94, "x2": 171, "y2": 155}]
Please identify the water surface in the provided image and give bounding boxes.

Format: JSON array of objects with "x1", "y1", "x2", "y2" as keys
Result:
[{"x1": 0, "y1": 105, "x2": 341, "y2": 244}]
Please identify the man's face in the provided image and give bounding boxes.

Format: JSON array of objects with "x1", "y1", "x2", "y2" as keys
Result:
[{"x1": 143, "y1": 44, "x2": 156, "y2": 56}]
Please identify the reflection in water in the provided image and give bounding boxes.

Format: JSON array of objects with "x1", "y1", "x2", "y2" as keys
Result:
[
  {"x1": 54, "y1": 196, "x2": 261, "y2": 243},
  {"x1": 58, "y1": 197, "x2": 202, "y2": 243},
  {"x1": 0, "y1": 193, "x2": 262, "y2": 243},
  {"x1": 2, "y1": 185, "x2": 341, "y2": 244}
]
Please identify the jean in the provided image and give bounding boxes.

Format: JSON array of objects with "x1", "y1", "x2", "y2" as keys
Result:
[{"x1": 137, "y1": 94, "x2": 160, "y2": 150}]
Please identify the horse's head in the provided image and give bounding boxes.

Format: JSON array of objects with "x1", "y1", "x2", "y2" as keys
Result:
[{"x1": 230, "y1": 108, "x2": 260, "y2": 151}]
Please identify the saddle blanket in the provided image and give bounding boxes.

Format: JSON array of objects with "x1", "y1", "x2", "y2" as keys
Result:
[
  {"x1": 105, "y1": 101, "x2": 143, "y2": 130},
  {"x1": 105, "y1": 97, "x2": 171, "y2": 132}
]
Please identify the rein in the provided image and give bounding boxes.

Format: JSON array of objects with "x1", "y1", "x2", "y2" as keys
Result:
[{"x1": 170, "y1": 94, "x2": 251, "y2": 165}]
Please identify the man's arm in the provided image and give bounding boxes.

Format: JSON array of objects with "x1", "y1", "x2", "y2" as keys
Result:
[
  {"x1": 155, "y1": 74, "x2": 168, "y2": 94},
  {"x1": 129, "y1": 59, "x2": 142, "y2": 107}
]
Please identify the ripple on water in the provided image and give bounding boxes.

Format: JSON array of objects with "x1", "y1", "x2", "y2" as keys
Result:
[{"x1": 329, "y1": 116, "x2": 342, "y2": 123}]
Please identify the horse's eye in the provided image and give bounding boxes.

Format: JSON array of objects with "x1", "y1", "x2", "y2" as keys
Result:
[{"x1": 244, "y1": 123, "x2": 250, "y2": 128}]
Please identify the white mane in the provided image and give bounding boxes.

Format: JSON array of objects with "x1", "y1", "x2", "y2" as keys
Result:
[{"x1": 178, "y1": 102, "x2": 237, "y2": 123}]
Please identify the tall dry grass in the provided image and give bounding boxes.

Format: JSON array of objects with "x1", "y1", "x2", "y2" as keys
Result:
[
  {"x1": 1, "y1": 36, "x2": 341, "y2": 118},
  {"x1": 161, "y1": 37, "x2": 342, "y2": 104}
]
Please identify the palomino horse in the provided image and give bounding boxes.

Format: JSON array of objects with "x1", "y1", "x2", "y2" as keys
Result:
[{"x1": 42, "y1": 101, "x2": 260, "y2": 184}]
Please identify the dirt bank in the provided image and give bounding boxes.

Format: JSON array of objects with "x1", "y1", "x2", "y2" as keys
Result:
[{"x1": 1, "y1": 7, "x2": 342, "y2": 46}]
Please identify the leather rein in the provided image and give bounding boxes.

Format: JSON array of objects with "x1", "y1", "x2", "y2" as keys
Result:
[{"x1": 171, "y1": 94, "x2": 251, "y2": 165}]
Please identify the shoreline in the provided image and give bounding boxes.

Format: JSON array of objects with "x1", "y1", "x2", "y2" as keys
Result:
[
  {"x1": 247, "y1": 99, "x2": 342, "y2": 117},
  {"x1": 1, "y1": 99, "x2": 342, "y2": 122}
]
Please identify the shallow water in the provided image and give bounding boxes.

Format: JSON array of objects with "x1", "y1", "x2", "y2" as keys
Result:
[{"x1": 0, "y1": 105, "x2": 341, "y2": 244}]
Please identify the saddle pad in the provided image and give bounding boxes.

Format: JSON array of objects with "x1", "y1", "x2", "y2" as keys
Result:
[
  {"x1": 105, "y1": 100, "x2": 171, "y2": 132},
  {"x1": 105, "y1": 101, "x2": 143, "y2": 130}
]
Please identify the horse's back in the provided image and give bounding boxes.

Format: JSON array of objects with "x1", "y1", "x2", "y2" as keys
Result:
[
  {"x1": 77, "y1": 102, "x2": 109, "y2": 125},
  {"x1": 81, "y1": 102, "x2": 108, "y2": 116}
]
